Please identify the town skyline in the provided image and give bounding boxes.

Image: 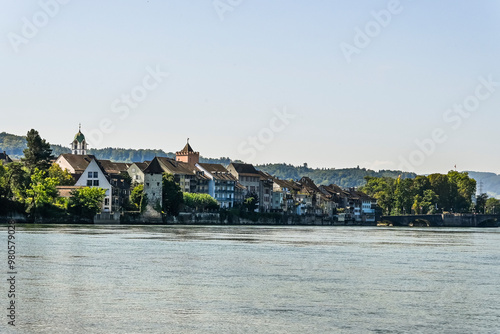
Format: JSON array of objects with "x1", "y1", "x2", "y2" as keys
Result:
[{"x1": 2, "y1": 1, "x2": 500, "y2": 174}]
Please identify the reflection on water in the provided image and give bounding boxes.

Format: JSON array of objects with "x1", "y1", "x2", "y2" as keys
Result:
[{"x1": 2, "y1": 225, "x2": 500, "y2": 333}]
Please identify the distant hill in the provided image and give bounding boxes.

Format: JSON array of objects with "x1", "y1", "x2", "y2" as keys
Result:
[
  {"x1": 0, "y1": 132, "x2": 231, "y2": 165},
  {"x1": 466, "y1": 171, "x2": 500, "y2": 198},
  {"x1": 255, "y1": 163, "x2": 416, "y2": 188},
  {"x1": 2, "y1": 131, "x2": 500, "y2": 195}
]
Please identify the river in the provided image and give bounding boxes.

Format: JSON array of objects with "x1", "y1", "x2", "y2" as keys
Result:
[{"x1": 2, "y1": 225, "x2": 500, "y2": 333}]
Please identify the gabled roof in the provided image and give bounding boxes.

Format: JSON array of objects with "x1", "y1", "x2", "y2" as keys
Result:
[
  {"x1": 257, "y1": 170, "x2": 275, "y2": 182},
  {"x1": 157, "y1": 156, "x2": 195, "y2": 175},
  {"x1": 195, "y1": 171, "x2": 211, "y2": 180},
  {"x1": 97, "y1": 160, "x2": 132, "y2": 175},
  {"x1": 272, "y1": 177, "x2": 301, "y2": 191},
  {"x1": 56, "y1": 185, "x2": 83, "y2": 198},
  {"x1": 132, "y1": 162, "x2": 149, "y2": 172},
  {"x1": 235, "y1": 182, "x2": 246, "y2": 190},
  {"x1": 58, "y1": 154, "x2": 96, "y2": 173},
  {"x1": 198, "y1": 163, "x2": 237, "y2": 181},
  {"x1": 297, "y1": 176, "x2": 321, "y2": 194},
  {"x1": 143, "y1": 157, "x2": 164, "y2": 174},
  {"x1": 229, "y1": 162, "x2": 260, "y2": 177},
  {"x1": 349, "y1": 189, "x2": 373, "y2": 201},
  {"x1": 198, "y1": 163, "x2": 227, "y2": 173}
]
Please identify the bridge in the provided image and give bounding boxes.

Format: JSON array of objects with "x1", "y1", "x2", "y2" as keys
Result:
[{"x1": 379, "y1": 214, "x2": 500, "y2": 227}]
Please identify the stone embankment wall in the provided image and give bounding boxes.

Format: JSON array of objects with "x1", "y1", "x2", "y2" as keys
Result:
[{"x1": 121, "y1": 212, "x2": 370, "y2": 226}]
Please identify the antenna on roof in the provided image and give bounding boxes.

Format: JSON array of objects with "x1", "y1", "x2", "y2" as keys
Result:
[
  {"x1": 79, "y1": 123, "x2": 81, "y2": 131},
  {"x1": 187, "y1": 137, "x2": 189, "y2": 144}
]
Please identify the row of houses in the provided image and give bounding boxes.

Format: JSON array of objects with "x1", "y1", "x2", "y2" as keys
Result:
[{"x1": 53, "y1": 127, "x2": 376, "y2": 222}]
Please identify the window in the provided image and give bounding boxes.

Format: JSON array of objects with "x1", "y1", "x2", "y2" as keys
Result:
[
  {"x1": 104, "y1": 198, "x2": 109, "y2": 205},
  {"x1": 157, "y1": 182, "x2": 160, "y2": 186},
  {"x1": 88, "y1": 172, "x2": 92, "y2": 178},
  {"x1": 93, "y1": 180, "x2": 99, "y2": 186},
  {"x1": 93, "y1": 172, "x2": 98, "y2": 178},
  {"x1": 87, "y1": 180, "x2": 92, "y2": 186},
  {"x1": 146, "y1": 183, "x2": 149, "y2": 186}
]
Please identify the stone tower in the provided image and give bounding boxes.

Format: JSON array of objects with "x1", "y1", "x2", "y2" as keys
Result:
[{"x1": 175, "y1": 138, "x2": 199, "y2": 166}]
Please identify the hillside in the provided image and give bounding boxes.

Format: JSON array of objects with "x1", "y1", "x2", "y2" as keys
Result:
[
  {"x1": 0, "y1": 132, "x2": 231, "y2": 165},
  {"x1": 466, "y1": 171, "x2": 500, "y2": 198},
  {"x1": 2, "y1": 131, "x2": 500, "y2": 194},
  {"x1": 255, "y1": 163, "x2": 417, "y2": 188}
]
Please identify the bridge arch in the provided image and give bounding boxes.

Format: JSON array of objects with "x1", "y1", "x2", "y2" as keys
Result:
[
  {"x1": 408, "y1": 218, "x2": 431, "y2": 227},
  {"x1": 477, "y1": 218, "x2": 498, "y2": 227}
]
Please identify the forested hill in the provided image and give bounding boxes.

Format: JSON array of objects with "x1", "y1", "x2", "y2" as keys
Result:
[
  {"x1": 3, "y1": 131, "x2": 500, "y2": 194},
  {"x1": 256, "y1": 163, "x2": 417, "y2": 188},
  {"x1": 0, "y1": 132, "x2": 232, "y2": 165}
]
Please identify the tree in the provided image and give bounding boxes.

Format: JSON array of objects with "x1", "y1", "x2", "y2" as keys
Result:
[
  {"x1": 130, "y1": 184, "x2": 148, "y2": 212},
  {"x1": 485, "y1": 197, "x2": 500, "y2": 214},
  {"x1": 475, "y1": 193, "x2": 488, "y2": 214},
  {"x1": 428, "y1": 173, "x2": 451, "y2": 212},
  {"x1": 25, "y1": 169, "x2": 59, "y2": 217},
  {"x1": 447, "y1": 171, "x2": 476, "y2": 212},
  {"x1": 0, "y1": 162, "x2": 30, "y2": 208},
  {"x1": 421, "y1": 189, "x2": 439, "y2": 214},
  {"x1": 69, "y1": 187, "x2": 106, "y2": 220},
  {"x1": 22, "y1": 129, "x2": 54, "y2": 173},
  {"x1": 162, "y1": 173, "x2": 183, "y2": 216},
  {"x1": 48, "y1": 163, "x2": 74, "y2": 186},
  {"x1": 361, "y1": 176, "x2": 395, "y2": 215},
  {"x1": 183, "y1": 193, "x2": 219, "y2": 212},
  {"x1": 394, "y1": 177, "x2": 413, "y2": 215},
  {"x1": 244, "y1": 192, "x2": 259, "y2": 212}
]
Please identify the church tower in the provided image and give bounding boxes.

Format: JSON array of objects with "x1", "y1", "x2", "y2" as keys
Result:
[
  {"x1": 175, "y1": 138, "x2": 199, "y2": 166},
  {"x1": 71, "y1": 124, "x2": 88, "y2": 155}
]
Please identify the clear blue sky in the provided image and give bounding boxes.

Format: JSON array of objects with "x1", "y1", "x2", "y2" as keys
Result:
[{"x1": 1, "y1": 0, "x2": 499, "y2": 174}]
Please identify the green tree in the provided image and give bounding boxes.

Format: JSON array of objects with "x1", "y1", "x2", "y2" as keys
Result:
[
  {"x1": 447, "y1": 171, "x2": 476, "y2": 212},
  {"x1": 244, "y1": 192, "x2": 259, "y2": 212},
  {"x1": 48, "y1": 163, "x2": 74, "y2": 186},
  {"x1": 412, "y1": 175, "x2": 431, "y2": 197},
  {"x1": 2, "y1": 162, "x2": 30, "y2": 201},
  {"x1": 130, "y1": 184, "x2": 148, "y2": 212},
  {"x1": 412, "y1": 194, "x2": 423, "y2": 214},
  {"x1": 360, "y1": 176, "x2": 395, "y2": 215},
  {"x1": 183, "y1": 193, "x2": 219, "y2": 212},
  {"x1": 25, "y1": 169, "x2": 59, "y2": 217},
  {"x1": 69, "y1": 187, "x2": 106, "y2": 220},
  {"x1": 428, "y1": 173, "x2": 451, "y2": 212},
  {"x1": 485, "y1": 197, "x2": 500, "y2": 214},
  {"x1": 475, "y1": 193, "x2": 488, "y2": 214},
  {"x1": 162, "y1": 173, "x2": 184, "y2": 216},
  {"x1": 22, "y1": 129, "x2": 54, "y2": 173},
  {"x1": 394, "y1": 177, "x2": 413, "y2": 214},
  {"x1": 421, "y1": 189, "x2": 439, "y2": 214}
]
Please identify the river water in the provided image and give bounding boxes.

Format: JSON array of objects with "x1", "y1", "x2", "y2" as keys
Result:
[{"x1": 2, "y1": 225, "x2": 500, "y2": 333}]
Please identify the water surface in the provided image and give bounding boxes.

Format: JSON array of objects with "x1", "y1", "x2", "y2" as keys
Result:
[{"x1": 2, "y1": 225, "x2": 500, "y2": 333}]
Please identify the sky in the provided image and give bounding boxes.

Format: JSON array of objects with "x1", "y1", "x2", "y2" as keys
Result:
[{"x1": 1, "y1": 0, "x2": 500, "y2": 175}]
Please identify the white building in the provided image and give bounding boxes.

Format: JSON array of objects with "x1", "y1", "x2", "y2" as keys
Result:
[{"x1": 74, "y1": 159, "x2": 113, "y2": 212}]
